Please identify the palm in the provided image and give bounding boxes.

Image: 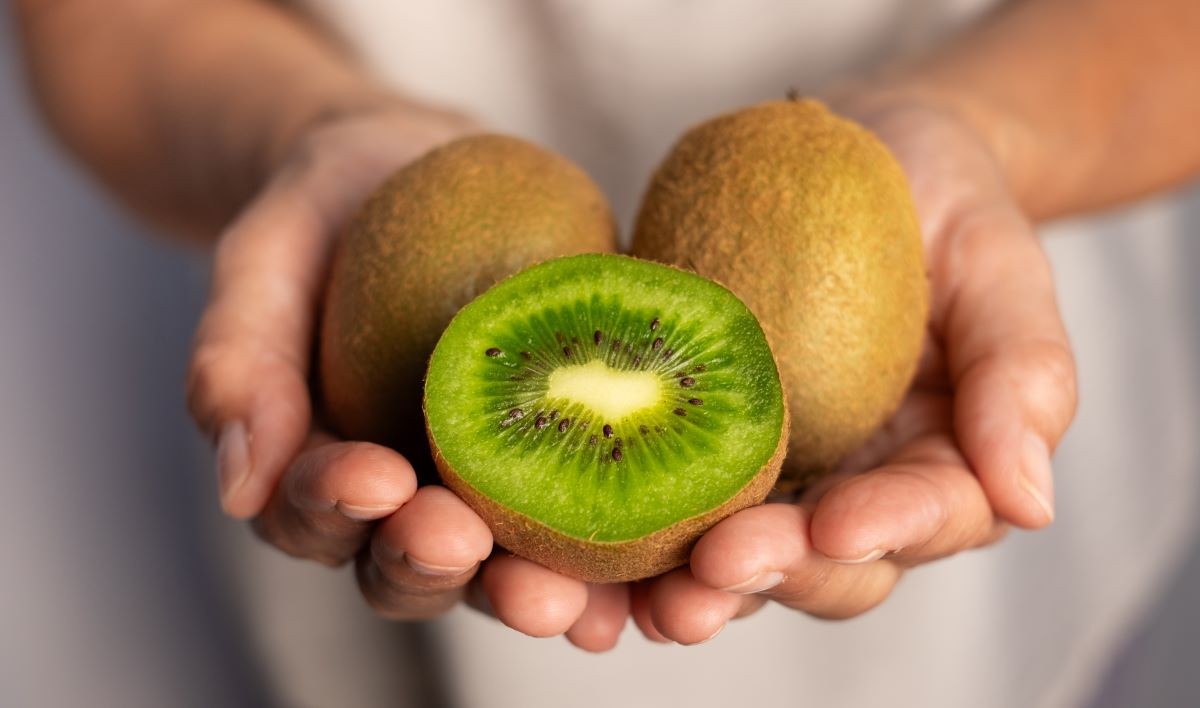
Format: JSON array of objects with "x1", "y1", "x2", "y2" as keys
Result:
[{"x1": 820, "y1": 106, "x2": 1028, "y2": 485}]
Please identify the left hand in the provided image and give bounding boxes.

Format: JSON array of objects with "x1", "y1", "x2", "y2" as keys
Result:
[{"x1": 613, "y1": 93, "x2": 1078, "y2": 645}]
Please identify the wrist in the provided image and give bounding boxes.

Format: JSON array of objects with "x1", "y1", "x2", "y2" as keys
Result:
[
  {"x1": 250, "y1": 83, "x2": 479, "y2": 193},
  {"x1": 824, "y1": 76, "x2": 1040, "y2": 217}
]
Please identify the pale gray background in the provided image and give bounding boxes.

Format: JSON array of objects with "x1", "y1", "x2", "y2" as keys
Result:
[{"x1": 1, "y1": 9, "x2": 1197, "y2": 708}]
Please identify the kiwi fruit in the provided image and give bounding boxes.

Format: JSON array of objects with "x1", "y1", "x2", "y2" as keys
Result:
[
  {"x1": 424, "y1": 254, "x2": 788, "y2": 583},
  {"x1": 631, "y1": 99, "x2": 928, "y2": 490},
  {"x1": 320, "y1": 134, "x2": 617, "y2": 463}
]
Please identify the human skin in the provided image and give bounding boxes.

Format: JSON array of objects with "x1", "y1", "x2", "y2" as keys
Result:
[{"x1": 14, "y1": 0, "x2": 1200, "y2": 649}]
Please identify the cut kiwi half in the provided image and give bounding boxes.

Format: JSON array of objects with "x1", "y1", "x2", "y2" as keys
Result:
[{"x1": 424, "y1": 254, "x2": 788, "y2": 582}]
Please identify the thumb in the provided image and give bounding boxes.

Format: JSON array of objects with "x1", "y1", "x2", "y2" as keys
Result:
[{"x1": 187, "y1": 178, "x2": 335, "y2": 518}]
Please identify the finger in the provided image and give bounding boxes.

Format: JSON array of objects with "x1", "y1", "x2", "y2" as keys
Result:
[
  {"x1": 733, "y1": 594, "x2": 769, "y2": 619},
  {"x1": 252, "y1": 441, "x2": 417, "y2": 565},
  {"x1": 690, "y1": 504, "x2": 902, "y2": 620},
  {"x1": 941, "y1": 212, "x2": 1078, "y2": 528},
  {"x1": 809, "y1": 435, "x2": 1006, "y2": 565},
  {"x1": 356, "y1": 553, "x2": 478, "y2": 622},
  {"x1": 629, "y1": 582, "x2": 670, "y2": 643},
  {"x1": 358, "y1": 486, "x2": 493, "y2": 620},
  {"x1": 480, "y1": 554, "x2": 589, "y2": 638},
  {"x1": 647, "y1": 567, "x2": 742, "y2": 645},
  {"x1": 187, "y1": 180, "x2": 336, "y2": 518},
  {"x1": 565, "y1": 583, "x2": 630, "y2": 653}
]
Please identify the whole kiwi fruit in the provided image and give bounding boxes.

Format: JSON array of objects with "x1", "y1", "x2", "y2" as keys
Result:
[
  {"x1": 423, "y1": 254, "x2": 788, "y2": 582},
  {"x1": 631, "y1": 99, "x2": 928, "y2": 490},
  {"x1": 320, "y1": 134, "x2": 618, "y2": 463}
]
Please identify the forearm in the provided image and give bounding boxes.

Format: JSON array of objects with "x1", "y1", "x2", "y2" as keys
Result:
[
  {"x1": 862, "y1": 0, "x2": 1200, "y2": 220},
  {"x1": 14, "y1": 0, "x2": 403, "y2": 239}
]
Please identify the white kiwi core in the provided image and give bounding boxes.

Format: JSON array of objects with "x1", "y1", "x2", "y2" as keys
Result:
[{"x1": 546, "y1": 360, "x2": 662, "y2": 421}]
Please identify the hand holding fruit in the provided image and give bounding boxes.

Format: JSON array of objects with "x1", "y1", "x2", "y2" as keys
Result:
[
  {"x1": 188, "y1": 103, "x2": 649, "y2": 641},
  {"x1": 186, "y1": 103, "x2": 528, "y2": 625},
  {"x1": 625, "y1": 95, "x2": 1077, "y2": 643}
]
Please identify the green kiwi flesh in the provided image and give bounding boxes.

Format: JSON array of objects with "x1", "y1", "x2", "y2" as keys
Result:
[{"x1": 424, "y1": 254, "x2": 787, "y2": 582}]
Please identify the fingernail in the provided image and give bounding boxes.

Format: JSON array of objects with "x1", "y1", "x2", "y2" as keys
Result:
[
  {"x1": 834, "y1": 548, "x2": 887, "y2": 565},
  {"x1": 216, "y1": 421, "x2": 251, "y2": 511},
  {"x1": 404, "y1": 553, "x2": 474, "y2": 577},
  {"x1": 719, "y1": 571, "x2": 784, "y2": 595},
  {"x1": 337, "y1": 501, "x2": 398, "y2": 521},
  {"x1": 1020, "y1": 433, "x2": 1055, "y2": 523}
]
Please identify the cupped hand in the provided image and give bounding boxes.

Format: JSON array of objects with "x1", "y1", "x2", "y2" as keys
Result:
[
  {"x1": 185, "y1": 101, "x2": 624, "y2": 641},
  {"x1": 630, "y1": 95, "x2": 1079, "y2": 644}
]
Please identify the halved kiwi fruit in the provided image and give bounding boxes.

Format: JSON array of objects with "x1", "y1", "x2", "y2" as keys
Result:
[{"x1": 424, "y1": 254, "x2": 788, "y2": 582}]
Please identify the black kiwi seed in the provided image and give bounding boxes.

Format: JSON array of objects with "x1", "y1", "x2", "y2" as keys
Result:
[
  {"x1": 650, "y1": 318, "x2": 661, "y2": 331},
  {"x1": 633, "y1": 355, "x2": 642, "y2": 366},
  {"x1": 673, "y1": 408, "x2": 687, "y2": 416},
  {"x1": 680, "y1": 377, "x2": 696, "y2": 388},
  {"x1": 486, "y1": 347, "x2": 502, "y2": 357},
  {"x1": 611, "y1": 339, "x2": 621, "y2": 351},
  {"x1": 594, "y1": 330, "x2": 603, "y2": 345},
  {"x1": 693, "y1": 364, "x2": 707, "y2": 372},
  {"x1": 688, "y1": 398, "x2": 703, "y2": 406},
  {"x1": 603, "y1": 424, "x2": 614, "y2": 438},
  {"x1": 652, "y1": 337, "x2": 664, "y2": 351},
  {"x1": 535, "y1": 416, "x2": 548, "y2": 430},
  {"x1": 563, "y1": 346, "x2": 573, "y2": 358},
  {"x1": 509, "y1": 408, "x2": 525, "y2": 419},
  {"x1": 520, "y1": 351, "x2": 532, "y2": 359},
  {"x1": 663, "y1": 348, "x2": 674, "y2": 360},
  {"x1": 558, "y1": 419, "x2": 570, "y2": 433},
  {"x1": 612, "y1": 448, "x2": 623, "y2": 462},
  {"x1": 549, "y1": 409, "x2": 559, "y2": 420},
  {"x1": 639, "y1": 425, "x2": 649, "y2": 435}
]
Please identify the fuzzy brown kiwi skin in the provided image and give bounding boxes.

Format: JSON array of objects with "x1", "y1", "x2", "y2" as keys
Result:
[
  {"x1": 424, "y1": 398, "x2": 789, "y2": 584},
  {"x1": 632, "y1": 99, "x2": 928, "y2": 493},
  {"x1": 319, "y1": 134, "x2": 618, "y2": 468}
]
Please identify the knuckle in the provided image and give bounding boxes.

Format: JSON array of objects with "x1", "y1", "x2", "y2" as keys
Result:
[
  {"x1": 251, "y1": 511, "x2": 350, "y2": 565},
  {"x1": 772, "y1": 561, "x2": 835, "y2": 605},
  {"x1": 806, "y1": 588, "x2": 891, "y2": 621},
  {"x1": 357, "y1": 562, "x2": 457, "y2": 621},
  {"x1": 358, "y1": 580, "x2": 408, "y2": 619},
  {"x1": 799, "y1": 568, "x2": 899, "y2": 621},
  {"x1": 184, "y1": 341, "x2": 228, "y2": 432},
  {"x1": 1017, "y1": 339, "x2": 1079, "y2": 431},
  {"x1": 312, "y1": 553, "x2": 350, "y2": 568},
  {"x1": 964, "y1": 338, "x2": 1078, "y2": 435},
  {"x1": 976, "y1": 520, "x2": 1011, "y2": 548},
  {"x1": 249, "y1": 515, "x2": 290, "y2": 555},
  {"x1": 823, "y1": 468, "x2": 948, "y2": 541}
]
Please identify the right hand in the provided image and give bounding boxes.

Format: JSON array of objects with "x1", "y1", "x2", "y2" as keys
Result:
[{"x1": 186, "y1": 101, "x2": 628, "y2": 648}]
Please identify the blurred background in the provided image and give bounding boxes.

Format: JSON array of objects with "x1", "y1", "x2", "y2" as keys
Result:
[{"x1": 2, "y1": 7, "x2": 1199, "y2": 708}]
